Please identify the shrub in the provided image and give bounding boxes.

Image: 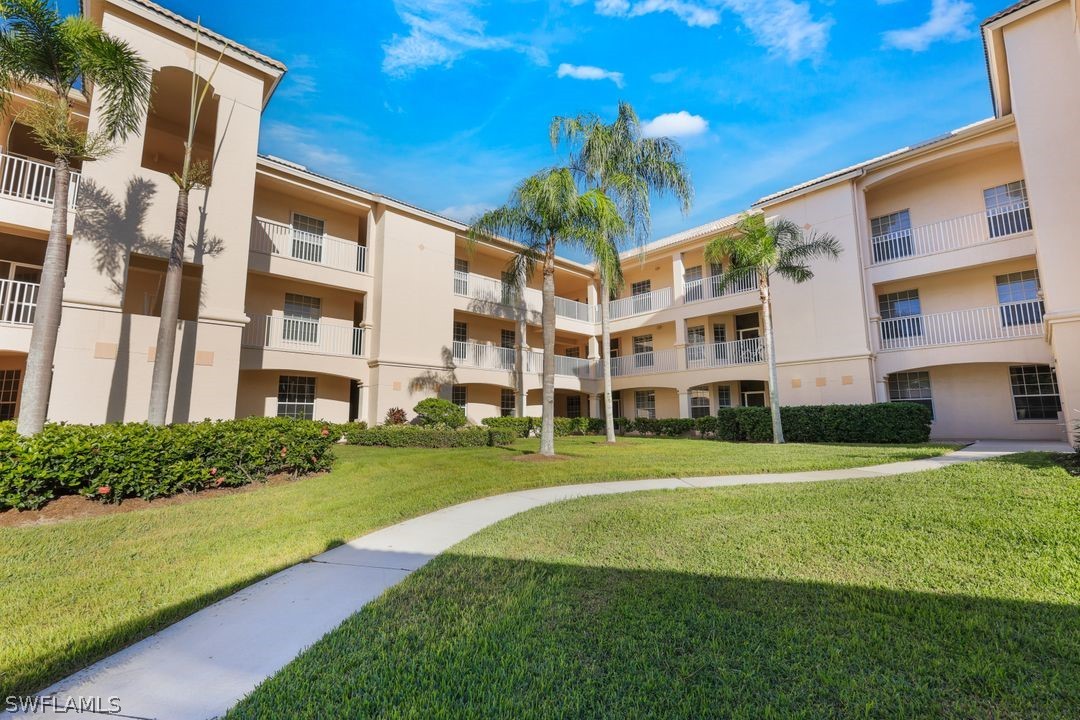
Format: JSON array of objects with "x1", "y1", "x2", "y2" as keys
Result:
[
  {"x1": 412, "y1": 398, "x2": 466, "y2": 429},
  {"x1": 632, "y1": 418, "x2": 697, "y2": 437},
  {"x1": 482, "y1": 416, "x2": 602, "y2": 438},
  {"x1": 0, "y1": 418, "x2": 336, "y2": 511},
  {"x1": 553, "y1": 417, "x2": 591, "y2": 436},
  {"x1": 482, "y1": 416, "x2": 534, "y2": 438},
  {"x1": 347, "y1": 425, "x2": 492, "y2": 448},
  {"x1": 329, "y1": 422, "x2": 368, "y2": 444},
  {"x1": 487, "y1": 427, "x2": 518, "y2": 447},
  {"x1": 701, "y1": 403, "x2": 931, "y2": 444},
  {"x1": 385, "y1": 407, "x2": 408, "y2": 425}
]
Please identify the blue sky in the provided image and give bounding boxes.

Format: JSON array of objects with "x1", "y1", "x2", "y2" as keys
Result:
[{"x1": 88, "y1": 0, "x2": 1006, "y2": 261}]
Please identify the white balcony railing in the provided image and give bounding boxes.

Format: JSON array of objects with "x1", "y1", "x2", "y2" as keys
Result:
[
  {"x1": 608, "y1": 287, "x2": 674, "y2": 321},
  {"x1": 683, "y1": 270, "x2": 759, "y2": 304},
  {"x1": 454, "y1": 270, "x2": 599, "y2": 323},
  {"x1": 0, "y1": 278, "x2": 38, "y2": 325},
  {"x1": 871, "y1": 201, "x2": 1033, "y2": 265},
  {"x1": 453, "y1": 340, "x2": 516, "y2": 371},
  {"x1": 242, "y1": 315, "x2": 365, "y2": 357},
  {"x1": 684, "y1": 337, "x2": 765, "y2": 369},
  {"x1": 252, "y1": 218, "x2": 368, "y2": 274},
  {"x1": 878, "y1": 300, "x2": 1044, "y2": 351},
  {"x1": 0, "y1": 151, "x2": 81, "y2": 209},
  {"x1": 555, "y1": 295, "x2": 595, "y2": 323},
  {"x1": 610, "y1": 348, "x2": 678, "y2": 377}
]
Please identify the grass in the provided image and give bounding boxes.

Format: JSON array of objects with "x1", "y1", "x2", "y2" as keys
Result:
[
  {"x1": 0, "y1": 437, "x2": 952, "y2": 697},
  {"x1": 227, "y1": 453, "x2": 1080, "y2": 719}
]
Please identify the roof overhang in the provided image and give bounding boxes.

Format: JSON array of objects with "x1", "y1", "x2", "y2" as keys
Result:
[{"x1": 980, "y1": 0, "x2": 1066, "y2": 118}]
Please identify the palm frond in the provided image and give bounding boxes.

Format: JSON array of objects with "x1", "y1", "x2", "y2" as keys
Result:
[{"x1": 70, "y1": 20, "x2": 150, "y2": 140}]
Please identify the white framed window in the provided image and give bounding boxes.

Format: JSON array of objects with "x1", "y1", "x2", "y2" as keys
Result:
[
  {"x1": 635, "y1": 390, "x2": 656, "y2": 419},
  {"x1": 741, "y1": 380, "x2": 766, "y2": 407},
  {"x1": 683, "y1": 265, "x2": 703, "y2": 302},
  {"x1": 277, "y1": 375, "x2": 315, "y2": 419},
  {"x1": 451, "y1": 385, "x2": 467, "y2": 408},
  {"x1": 689, "y1": 389, "x2": 710, "y2": 419},
  {"x1": 878, "y1": 289, "x2": 923, "y2": 342},
  {"x1": 283, "y1": 293, "x2": 321, "y2": 344},
  {"x1": 687, "y1": 325, "x2": 706, "y2": 365},
  {"x1": 717, "y1": 385, "x2": 731, "y2": 408},
  {"x1": 888, "y1": 371, "x2": 934, "y2": 418},
  {"x1": 631, "y1": 279, "x2": 652, "y2": 314},
  {"x1": 453, "y1": 258, "x2": 469, "y2": 294},
  {"x1": 1009, "y1": 365, "x2": 1060, "y2": 421},
  {"x1": 500, "y1": 388, "x2": 515, "y2": 417},
  {"x1": 566, "y1": 395, "x2": 582, "y2": 419},
  {"x1": 996, "y1": 270, "x2": 1043, "y2": 326},
  {"x1": 870, "y1": 209, "x2": 913, "y2": 262},
  {"x1": 984, "y1": 180, "x2": 1031, "y2": 237},
  {"x1": 500, "y1": 329, "x2": 515, "y2": 348},
  {"x1": 564, "y1": 347, "x2": 580, "y2": 358},
  {"x1": 452, "y1": 321, "x2": 468, "y2": 360},
  {"x1": 601, "y1": 391, "x2": 622, "y2": 419},
  {"x1": 0, "y1": 369, "x2": 19, "y2": 420},
  {"x1": 633, "y1": 334, "x2": 654, "y2": 368},
  {"x1": 291, "y1": 213, "x2": 326, "y2": 263}
]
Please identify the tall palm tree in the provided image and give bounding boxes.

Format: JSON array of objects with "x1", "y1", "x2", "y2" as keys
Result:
[
  {"x1": 705, "y1": 213, "x2": 841, "y2": 444},
  {"x1": 550, "y1": 102, "x2": 693, "y2": 442},
  {"x1": 0, "y1": 0, "x2": 150, "y2": 435},
  {"x1": 470, "y1": 167, "x2": 624, "y2": 456},
  {"x1": 147, "y1": 28, "x2": 222, "y2": 426}
]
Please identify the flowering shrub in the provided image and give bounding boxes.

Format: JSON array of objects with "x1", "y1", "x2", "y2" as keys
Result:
[
  {"x1": 385, "y1": 407, "x2": 408, "y2": 425},
  {"x1": 0, "y1": 417, "x2": 336, "y2": 511}
]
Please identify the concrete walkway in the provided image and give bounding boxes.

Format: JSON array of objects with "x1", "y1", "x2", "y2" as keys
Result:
[{"x1": 20, "y1": 440, "x2": 1071, "y2": 719}]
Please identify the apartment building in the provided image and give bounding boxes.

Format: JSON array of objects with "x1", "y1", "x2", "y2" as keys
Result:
[{"x1": 0, "y1": 0, "x2": 1075, "y2": 442}]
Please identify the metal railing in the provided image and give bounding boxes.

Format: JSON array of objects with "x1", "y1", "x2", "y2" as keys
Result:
[
  {"x1": 0, "y1": 151, "x2": 81, "y2": 209},
  {"x1": 608, "y1": 286, "x2": 674, "y2": 320},
  {"x1": 251, "y1": 218, "x2": 368, "y2": 274},
  {"x1": 684, "y1": 337, "x2": 764, "y2": 369},
  {"x1": 871, "y1": 201, "x2": 1033, "y2": 264},
  {"x1": 683, "y1": 270, "x2": 758, "y2": 304},
  {"x1": 610, "y1": 348, "x2": 678, "y2": 377},
  {"x1": 242, "y1": 314, "x2": 365, "y2": 357},
  {"x1": 555, "y1": 295, "x2": 595, "y2": 322},
  {"x1": 453, "y1": 340, "x2": 516, "y2": 371},
  {"x1": 454, "y1": 270, "x2": 599, "y2": 323},
  {"x1": 0, "y1": 278, "x2": 38, "y2": 325},
  {"x1": 877, "y1": 300, "x2": 1044, "y2": 351}
]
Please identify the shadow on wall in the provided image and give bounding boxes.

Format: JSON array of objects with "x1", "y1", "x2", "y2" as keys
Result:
[{"x1": 408, "y1": 346, "x2": 459, "y2": 395}]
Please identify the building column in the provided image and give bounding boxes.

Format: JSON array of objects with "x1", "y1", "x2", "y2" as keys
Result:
[
  {"x1": 677, "y1": 389, "x2": 691, "y2": 419},
  {"x1": 587, "y1": 335, "x2": 600, "y2": 359},
  {"x1": 672, "y1": 252, "x2": 685, "y2": 304},
  {"x1": 592, "y1": 393, "x2": 602, "y2": 419}
]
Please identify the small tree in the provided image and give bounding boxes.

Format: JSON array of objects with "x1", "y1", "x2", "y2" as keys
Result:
[
  {"x1": 413, "y1": 398, "x2": 466, "y2": 428},
  {"x1": 705, "y1": 214, "x2": 841, "y2": 444},
  {"x1": 0, "y1": 0, "x2": 151, "y2": 435}
]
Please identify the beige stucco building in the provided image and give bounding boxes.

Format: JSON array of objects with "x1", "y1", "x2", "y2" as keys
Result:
[{"x1": 0, "y1": 0, "x2": 1075, "y2": 442}]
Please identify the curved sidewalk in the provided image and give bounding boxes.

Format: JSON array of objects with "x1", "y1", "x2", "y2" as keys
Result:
[{"x1": 21, "y1": 440, "x2": 1070, "y2": 719}]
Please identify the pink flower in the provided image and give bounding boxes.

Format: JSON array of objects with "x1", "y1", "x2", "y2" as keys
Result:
[
  {"x1": 96, "y1": 485, "x2": 111, "y2": 495},
  {"x1": 209, "y1": 467, "x2": 218, "y2": 476},
  {"x1": 280, "y1": 447, "x2": 288, "y2": 458},
  {"x1": 321, "y1": 428, "x2": 330, "y2": 437}
]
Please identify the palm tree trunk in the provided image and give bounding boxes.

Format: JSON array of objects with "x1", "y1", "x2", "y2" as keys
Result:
[
  {"x1": 600, "y1": 278, "x2": 615, "y2": 443},
  {"x1": 147, "y1": 186, "x2": 190, "y2": 425},
  {"x1": 760, "y1": 275, "x2": 784, "y2": 444},
  {"x1": 540, "y1": 237, "x2": 556, "y2": 456},
  {"x1": 17, "y1": 158, "x2": 71, "y2": 436}
]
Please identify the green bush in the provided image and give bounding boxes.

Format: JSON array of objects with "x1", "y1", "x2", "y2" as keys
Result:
[
  {"x1": 481, "y1": 416, "x2": 534, "y2": 438},
  {"x1": 487, "y1": 427, "x2": 518, "y2": 447},
  {"x1": 348, "y1": 425, "x2": 492, "y2": 448},
  {"x1": 412, "y1": 398, "x2": 467, "y2": 428},
  {"x1": 702, "y1": 403, "x2": 931, "y2": 443},
  {"x1": 632, "y1": 418, "x2": 697, "y2": 437},
  {"x1": 385, "y1": 407, "x2": 408, "y2": 425},
  {"x1": 482, "y1": 416, "x2": 601, "y2": 438},
  {"x1": 329, "y1": 422, "x2": 368, "y2": 444},
  {"x1": 0, "y1": 418, "x2": 336, "y2": 511}
]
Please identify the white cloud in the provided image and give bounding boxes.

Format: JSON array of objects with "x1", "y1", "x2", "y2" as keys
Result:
[
  {"x1": 882, "y1": 0, "x2": 975, "y2": 51},
  {"x1": 650, "y1": 68, "x2": 684, "y2": 83},
  {"x1": 261, "y1": 121, "x2": 362, "y2": 181},
  {"x1": 438, "y1": 202, "x2": 491, "y2": 222},
  {"x1": 557, "y1": 63, "x2": 625, "y2": 88},
  {"x1": 382, "y1": 0, "x2": 547, "y2": 77},
  {"x1": 641, "y1": 111, "x2": 710, "y2": 138},
  {"x1": 590, "y1": 0, "x2": 832, "y2": 61}
]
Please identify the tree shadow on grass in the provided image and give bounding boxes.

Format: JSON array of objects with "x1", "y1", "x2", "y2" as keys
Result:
[{"x1": 229, "y1": 554, "x2": 1080, "y2": 719}]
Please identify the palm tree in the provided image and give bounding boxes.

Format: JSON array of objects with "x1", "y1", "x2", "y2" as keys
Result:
[
  {"x1": 470, "y1": 167, "x2": 625, "y2": 456},
  {"x1": 147, "y1": 28, "x2": 223, "y2": 426},
  {"x1": 705, "y1": 213, "x2": 841, "y2": 444},
  {"x1": 550, "y1": 102, "x2": 693, "y2": 442},
  {"x1": 0, "y1": 0, "x2": 150, "y2": 435}
]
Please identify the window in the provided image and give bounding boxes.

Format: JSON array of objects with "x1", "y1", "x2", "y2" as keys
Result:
[
  {"x1": 712, "y1": 324, "x2": 728, "y2": 363},
  {"x1": 687, "y1": 325, "x2": 706, "y2": 365},
  {"x1": 735, "y1": 312, "x2": 760, "y2": 340},
  {"x1": 454, "y1": 258, "x2": 469, "y2": 294},
  {"x1": 500, "y1": 388, "x2": 515, "y2": 417},
  {"x1": 451, "y1": 385, "x2": 467, "y2": 408},
  {"x1": 452, "y1": 321, "x2": 467, "y2": 360},
  {"x1": 564, "y1": 347, "x2": 580, "y2": 358},
  {"x1": 632, "y1": 280, "x2": 651, "y2": 296},
  {"x1": 566, "y1": 395, "x2": 582, "y2": 418},
  {"x1": 984, "y1": 180, "x2": 1031, "y2": 237},
  {"x1": 632, "y1": 279, "x2": 652, "y2": 313},
  {"x1": 283, "y1": 293, "x2": 321, "y2": 344},
  {"x1": 0, "y1": 369, "x2": 19, "y2": 420},
  {"x1": 277, "y1": 376, "x2": 315, "y2": 419},
  {"x1": 717, "y1": 385, "x2": 731, "y2": 408},
  {"x1": 1009, "y1": 365, "x2": 1060, "y2": 420},
  {"x1": 878, "y1": 289, "x2": 922, "y2": 342},
  {"x1": 500, "y1": 329, "x2": 515, "y2": 348},
  {"x1": 888, "y1": 371, "x2": 934, "y2": 418},
  {"x1": 0, "y1": 261, "x2": 40, "y2": 324},
  {"x1": 635, "y1": 390, "x2": 656, "y2": 419},
  {"x1": 690, "y1": 389, "x2": 710, "y2": 419},
  {"x1": 291, "y1": 213, "x2": 326, "y2": 264},
  {"x1": 996, "y1": 270, "x2": 1044, "y2": 326},
  {"x1": 633, "y1": 334, "x2": 653, "y2": 368},
  {"x1": 684, "y1": 265, "x2": 703, "y2": 302},
  {"x1": 611, "y1": 392, "x2": 622, "y2": 419},
  {"x1": 741, "y1": 380, "x2": 766, "y2": 407},
  {"x1": 500, "y1": 270, "x2": 517, "y2": 305},
  {"x1": 870, "y1": 209, "x2": 913, "y2": 262},
  {"x1": 708, "y1": 262, "x2": 724, "y2": 298}
]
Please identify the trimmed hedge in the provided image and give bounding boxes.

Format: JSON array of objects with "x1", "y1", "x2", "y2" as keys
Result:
[
  {"x1": 481, "y1": 416, "x2": 604, "y2": 438},
  {"x1": 345, "y1": 425, "x2": 515, "y2": 449},
  {"x1": 413, "y1": 398, "x2": 467, "y2": 429},
  {"x1": 697, "y1": 403, "x2": 931, "y2": 443},
  {"x1": 0, "y1": 417, "x2": 336, "y2": 511}
]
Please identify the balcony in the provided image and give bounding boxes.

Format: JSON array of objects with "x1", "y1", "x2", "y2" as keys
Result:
[
  {"x1": 608, "y1": 287, "x2": 673, "y2": 321},
  {"x1": 242, "y1": 315, "x2": 365, "y2": 357},
  {"x1": 251, "y1": 218, "x2": 368, "y2": 274},
  {"x1": 683, "y1": 271, "x2": 758, "y2": 304},
  {"x1": 0, "y1": 151, "x2": 81, "y2": 210},
  {"x1": 870, "y1": 202, "x2": 1033, "y2": 266},
  {"x1": 453, "y1": 341, "x2": 596, "y2": 379},
  {"x1": 0, "y1": 278, "x2": 38, "y2": 326},
  {"x1": 684, "y1": 337, "x2": 764, "y2": 369},
  {"x1": 877, "y1": 300, "x2": 1044, "y2": 351},
  {"x1": 611, "y1": 348, "x2": 678, "y2": 377},
  {"x1": 453, "y1": 271, "x2": 596, "y2": 324}
]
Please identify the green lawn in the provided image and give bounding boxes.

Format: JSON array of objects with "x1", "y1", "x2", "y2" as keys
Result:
[
  {"x1": 228, "y1": 453, "x2": 1080, "y2": 720},
  {"x1": 0, "y1": 438, "x2": 951, "y2": 697}
]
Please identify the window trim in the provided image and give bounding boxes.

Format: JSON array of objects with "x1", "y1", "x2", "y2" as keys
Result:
[
  {"x1": 1008, "y1": 364, "x2": 1061, "y2": 422},
  {"x1": 887, "y1": 371, "x2": 934, "y2": 419},
  {"x1": 277, "y1": 375, "x2": 316, "y2": 420}
]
